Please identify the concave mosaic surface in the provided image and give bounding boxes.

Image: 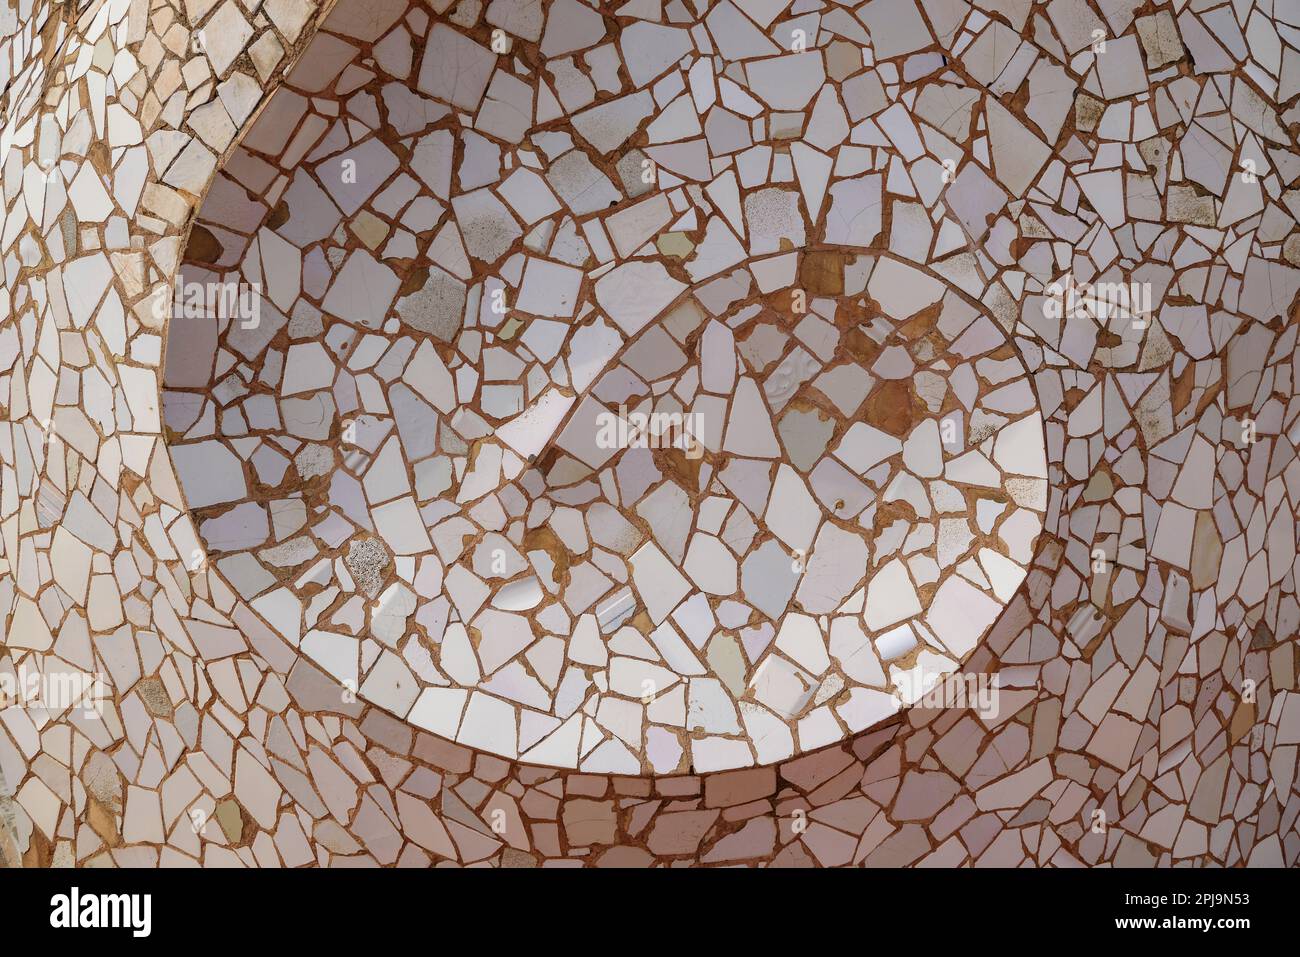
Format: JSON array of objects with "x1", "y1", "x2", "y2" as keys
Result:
[
  {"x1": 159, "y1": 0, "x2": 1055, "y2": 773},
  {"x1": 1, "y1": 0, "x2": 1299, "y2": 866}
]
